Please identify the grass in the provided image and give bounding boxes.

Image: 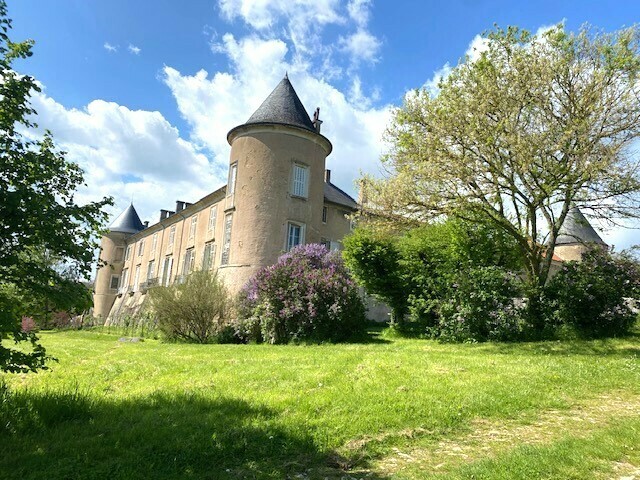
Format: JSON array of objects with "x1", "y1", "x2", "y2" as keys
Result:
[{"x1": 1, "y1": 328, "x2": 639, "y2": 479}]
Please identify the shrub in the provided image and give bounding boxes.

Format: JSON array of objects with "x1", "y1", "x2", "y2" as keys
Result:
[
  {"x1": 342, "y1": 228, "x2": 407, "y2": 325},
  {"x1": 435, "y1": 266, "x2": 524, "y2": 342},
  {"x1": 546, "y1": 247, "x2": 640, "y2": 338},
  {"x1": 237, "y1": 244, "x2": 366, "y2": 344},
  {"x1": 148, "y1": 271, "x2": 231, "y2": 343}
]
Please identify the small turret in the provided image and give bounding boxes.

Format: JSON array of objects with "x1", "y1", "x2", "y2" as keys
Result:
[
  {"x1": 554, "y1": 207, "x2": 607, "y2": 261},
  {"x1": 93, "y1": 204, "x2": 145, "y2": 319}
]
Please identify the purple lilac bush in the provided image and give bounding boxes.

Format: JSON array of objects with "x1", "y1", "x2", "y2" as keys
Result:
[{"x1": 236, "y1": 244, "x2": 366, "y2": 344}]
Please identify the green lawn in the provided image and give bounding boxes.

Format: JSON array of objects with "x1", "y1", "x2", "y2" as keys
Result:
[{"x1": 1, "y1": 329, "x2": 639, "y2": 479}]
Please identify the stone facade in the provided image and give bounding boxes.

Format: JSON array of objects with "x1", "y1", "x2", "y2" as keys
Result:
[{"x1": 92, "y1": 76, "x2": 359, "y2": 322}]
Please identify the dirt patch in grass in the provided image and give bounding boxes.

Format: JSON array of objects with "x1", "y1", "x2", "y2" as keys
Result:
[{"x1": 348, "y1": 392, "x2": 640, "y2": 477}]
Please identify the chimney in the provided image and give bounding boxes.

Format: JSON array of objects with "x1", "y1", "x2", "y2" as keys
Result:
[
  {"x1": 143, "y1": 221, "x2": 149, "y2": 228},
  {"x1": 175, "y1": 200, "x2": 186, "y2": 212},
  {"x1": 160, "y1": 209, "x2": 170, "y2": 221},
  {"x1": 312, "y1": 107, "x2": 323, "y2": 133},
  {"x1": 324, "y1": 169, "x2": 331, "y2": 183}
]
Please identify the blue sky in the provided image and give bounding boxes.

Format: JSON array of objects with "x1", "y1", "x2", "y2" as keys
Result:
[{"x1": 9, "y1": 0, "x2": 640, "y2": 248}]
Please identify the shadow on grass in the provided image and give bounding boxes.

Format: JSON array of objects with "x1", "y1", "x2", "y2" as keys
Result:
[{"x1": 0, "y1": 385, "x2": 388, "y2": 480}]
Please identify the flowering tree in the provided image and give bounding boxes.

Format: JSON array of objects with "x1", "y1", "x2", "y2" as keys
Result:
[{"x1": 236, "y1": 244, "x2": 366, "y2": 344}]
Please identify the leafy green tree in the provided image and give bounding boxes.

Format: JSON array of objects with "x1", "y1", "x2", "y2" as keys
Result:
[
  {"x1": 366, "y1": 25, "x2": 640, "y2": 327},
  {"x1": 0, "y1": 1, "x2": 112, "y2": 372},
  {"x1": 342, "y1": 227, "x2": 407, "y2": 325}
]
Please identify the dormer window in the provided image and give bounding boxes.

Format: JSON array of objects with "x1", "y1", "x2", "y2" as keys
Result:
[{"x1": 291, "y1": 163, "x2": 309, "y2": 198}]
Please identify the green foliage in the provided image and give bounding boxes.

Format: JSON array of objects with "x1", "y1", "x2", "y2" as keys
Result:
[
  {"x1": 342, "y1": 227, "x2": 407, "y2": 324},
  {"x1": 148, "y1": 270, "x2": 231, "y2": 343},
  {"x1": 547, "y1": 248, "x2": 640, "y2": 338},
  {"x1": 0, "y1": 1, "x2": 112, "y2": 372},
  {"x1": 397, "y1": 218, "x2": 522, "y2": 325},
  {"x1": 237, "y1": 244, "x2": 366, "y2": 344},
  {"x1": 367, "y1": 23, "x2": 640, "y2": 327},
  {"x1": 436, "y1": 266, "x2": 524, "y2": 342}
]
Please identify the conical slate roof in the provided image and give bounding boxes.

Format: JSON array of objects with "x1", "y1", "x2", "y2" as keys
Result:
[
  {"x1": 109, "y1": 204, "x2": 145, "y2": 234},
  {"x1": 556, "y1": 207, "x2": 605, "y2": 246},
  {"x1": 244, "y1": 75, "x2": 316, "y2": 132}
]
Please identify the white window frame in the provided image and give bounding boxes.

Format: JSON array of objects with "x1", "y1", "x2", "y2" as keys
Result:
[
  {"x1": 168, "y1": 225, "x2": 176, "y2": 249},
  {"x1": 120, "y1": 268, "x2": 129, "y2": 293},
  {"x1": 227, "y1": 163, "x2": 238, "y2": 196},
  {"x1": 189, "y1": 214, "x2": 198, "y2": 239},
  {"x1": 286, "y1": 221, "x2": 305, "y2": 252},
  {"x1": 133, "y1": 265, "x2": 141, "y2": 292},
  {"x1": 137, "y1": 239, "x2": 145, "y2": 257},
  {"x1": 183, "y1": 248, "x2": 195, "y2": 276},
  {"x1": 151, "y1": 233, "x2": 158, "y2": 254},
  {"x1": 221, "y1": 213, "x2": 233, "y2": 265},
  {"x1": 203, "y1": 241, "x2": 216, "y2": 270},
  {"x1": 162, "y1": 255, "x2": 173, "y2": 286},
  {"x1": 109, "y1": 274, "x2": 120, "y2": 291},
  {"x1": 208, "y1": 205, "x2": 217, "y2": 233},
  {"x1": 291, "y1": 163, "x2": 309, "y2": 198},
  {"x1": 124, "y1": 245, "x2": 132, "y2": 261},
  {"x1": 147, "y1": 259, "x2": 156, "y2": 281}
]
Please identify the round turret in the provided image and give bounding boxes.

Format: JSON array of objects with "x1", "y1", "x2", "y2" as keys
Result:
[
  {"x1": 93, "y1": 204, "x2": 145, "y2": 319},
  {"x1": 218, "y1": 75, "x2": 332, "y2": 292}
]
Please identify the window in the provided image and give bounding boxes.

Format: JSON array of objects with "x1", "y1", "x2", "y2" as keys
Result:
[
  {"x1": 137, "y1": 240, "x2": 145, "y2": 257},
  {"x1": 162, "y1": 256, "x2": 173, "y2": 286},
  {"x1": 151, "y1": 233, "x2": 158, "y2": 254},
  {"x1": 221, "y1": 213, "x2": 233, "y2": 265},
  {"x1": 189, "y1": 215, "x2": 198, "y2": 239},
  {"x1": 320, "y1": 237, "x2": 330, "y2": 250},
  {"x1": 124, "y1": 245, "x2": 132, "y2": 261},
  {"x1": 114, "y1": 247, "x2": 124, "y2": 262},
  {"x1": 133, "y1": 265, "x2": 141, "y2": 292},
  {"x1": 109, "y1": 275, "x2": 120, "y2": 290},
  {"x1": 286, "y1": 222, "x2": 305, "y2": 251},
  {"x1": 208, "y1": 205, "x2": 217, "y2": 233},
  {"x1": 203, "y1": 242, "x2": 216, "y2": 270},
  {"x1": 120, "y1": 268, "x2": 129, "y2": 293},
  {"x1": 183, "y1": 248, "x2": 195, "y2": 276},
  {"x1": 147, "y1": 259, "x2": 155, "y2": 281},
  {"x1": 291, "y1": 164, "x2": 309, "y2": 198},
  {"x1": 227, "y1": 163, "x2": 237, "y2": 196},
  {"x1": 322, "y1": 206, "x2": 328, "y2": 223},
  {"x1": 168, "y1": 225, "x2": 176, "y2": 249}
]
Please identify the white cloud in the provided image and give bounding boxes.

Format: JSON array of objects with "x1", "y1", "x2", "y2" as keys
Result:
[
  {"x1": 103, "y1": 42, "x2": 117, "y2": 53},
  {"x1": 347, "y1": 0, "x2": 372, "y2": 27},
  {"x1": 339, "y1": 28, "x2": 381, "y2": 65},
  {"x1": 27, "y1": 88, "x2": 220, "y2": 225},
  {"x1": 128, "y1": 44, "x2": 141, "y2": 55},
  {"x1": 163, "y1": 29, "x2": 391, "y2": 199}
]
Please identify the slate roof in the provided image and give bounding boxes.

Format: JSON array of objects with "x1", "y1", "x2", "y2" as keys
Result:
[
  {"x1": 324, "y1": 182, "x2": 358, "y2": 210},
  {"x1": 109, "y1": 204, "x2": 145, "y2": 234},
  {"x1": 556, "y1": 207, "x2": 605, "y2": 246},
  {"x1": 244, "y1": 75, "x2": 316, "y2": 132}
]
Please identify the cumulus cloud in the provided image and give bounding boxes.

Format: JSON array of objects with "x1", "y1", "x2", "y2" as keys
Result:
[
  {"x1": 27, "y1": 88, "x2": 221, "y2": 225},
  {"x1": 103, "y1": 42, "x2": 117, "y2": 53},
  {"x1": 128, "y1": 44, "x2": 141, "y2": 55}
]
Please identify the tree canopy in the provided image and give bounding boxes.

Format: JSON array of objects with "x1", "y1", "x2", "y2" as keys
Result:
[
  {"x1": 0, "y1": 1, "x2": 112, "y2": 372},
  {"x1": 365, "y1": 25, "x2": 640, "y2": 309}
]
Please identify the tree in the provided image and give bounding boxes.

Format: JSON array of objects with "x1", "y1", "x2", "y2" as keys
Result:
[
  {"x1": 342, "y1": 227, "x2": 408, "y2": 325},
  {"x1": 0, "y1": 1, "x2": 112, "y2": 372},
  {"x1": 367, "y1": 25, "x2": 640, "y2": 326}
]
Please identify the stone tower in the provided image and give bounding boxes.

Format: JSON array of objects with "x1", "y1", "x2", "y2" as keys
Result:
[
  {"x1": 219, "y1": 75, "x2": 333, "y2": 292},
  {"x1": 93, "y1": 204, "x2": 145, "y2": 319},
  {"x1": 554, "y1": 207, "x2": 607, "y2": 261}
]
